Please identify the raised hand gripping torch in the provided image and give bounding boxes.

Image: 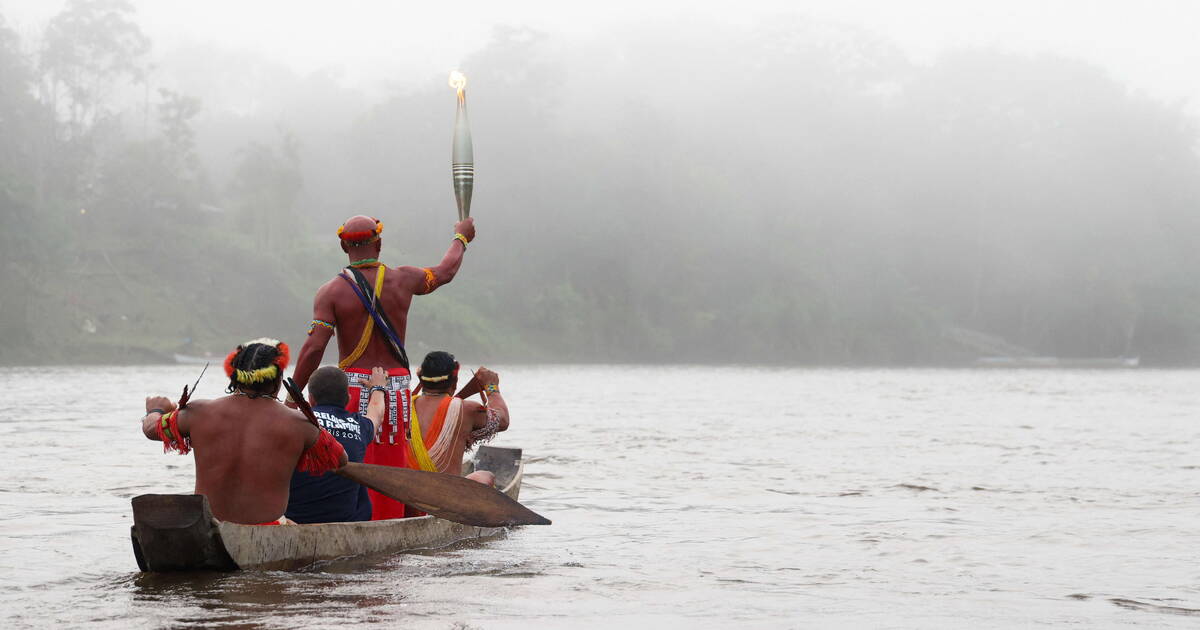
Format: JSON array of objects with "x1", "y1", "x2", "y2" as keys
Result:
[{"x1": 449, "y1": 70, "x2": 473, "y2": 220}]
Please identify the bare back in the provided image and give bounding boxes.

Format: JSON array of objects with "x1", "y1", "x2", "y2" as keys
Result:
[
  {"x1": 322, "y1": 265, "x2": 426, "y2": 370},
  {"x1": 291, "y1": 224, "x2": 471, "y2": 391},
  {"x1": 181, "y1": 398, "x2": 318, "y2": 523}
]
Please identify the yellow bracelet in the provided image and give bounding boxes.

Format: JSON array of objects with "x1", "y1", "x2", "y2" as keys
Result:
[{"x1": 453, "y1": 233, "x2": 469, "y2": 248}]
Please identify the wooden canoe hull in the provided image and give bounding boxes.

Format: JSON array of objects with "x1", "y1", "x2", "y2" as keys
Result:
[{"x1": 132, "y1": 445, "x2": 524, "y2": 572}]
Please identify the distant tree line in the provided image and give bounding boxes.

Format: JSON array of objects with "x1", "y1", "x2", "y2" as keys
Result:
[{"x1": 2, "y1": 2, "x2": 1199, "y2": 365}]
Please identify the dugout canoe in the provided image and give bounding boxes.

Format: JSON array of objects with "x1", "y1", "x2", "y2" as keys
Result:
[{"x1": 130, "y1": 445, "x2": 526, "y2": 572}]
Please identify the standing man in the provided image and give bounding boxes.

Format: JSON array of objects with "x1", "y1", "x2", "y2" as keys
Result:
[{"x1": 291, "y1": 214, "x2": 475, "y2": 519}]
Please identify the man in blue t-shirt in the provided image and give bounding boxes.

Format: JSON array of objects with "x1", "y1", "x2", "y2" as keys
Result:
[{"x1": 286, "y1": 365, "x2": 387, "y2": 523}]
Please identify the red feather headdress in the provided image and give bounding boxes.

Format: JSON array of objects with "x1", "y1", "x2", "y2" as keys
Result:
[
  {"x1": 337, "y1": 217, "x2": 384, "y2": 245},
  {"x1": 225, "y1": 338, "x2": 290, "y2": 384}
]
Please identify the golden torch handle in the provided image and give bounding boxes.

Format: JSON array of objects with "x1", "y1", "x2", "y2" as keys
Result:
[{"x1": 450, "y1": 71, "x2": 474, "y2": 220}]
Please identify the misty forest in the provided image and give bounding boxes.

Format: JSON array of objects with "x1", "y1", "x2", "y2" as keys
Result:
[{"x1": 3, "y1": 0, "x2": 1200, "y2": 366}]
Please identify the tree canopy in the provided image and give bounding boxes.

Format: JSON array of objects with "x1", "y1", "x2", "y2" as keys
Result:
[{"x1": 2, "y1": 6, "x2": 1198, "y2": 365}]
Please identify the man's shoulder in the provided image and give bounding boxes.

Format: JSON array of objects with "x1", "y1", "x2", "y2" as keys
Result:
[
  {"x1": 461, "y1": 399, "x2": 486, "y2": 413},
  {"x1": 217, "y1": 398, "x2": 309, "y2": 427},
  {"x1": 180, "y1": 398, "x2": 211, "y2": 412},
  {"x1": 191, "y1": 397, "x2": 312, "y2": 437},
  {"x1": 317, "y1": 274, "x2": 350, "y2": 296},
  {"x1": 266, "y1": 403, "x2": 316, "y2": 430},
  {"x1": 389, "y1": 265, "x2": 432, "y2": 282},
  {"x1": 180, "y1": 397, "x2": 228, "y2": 419}
]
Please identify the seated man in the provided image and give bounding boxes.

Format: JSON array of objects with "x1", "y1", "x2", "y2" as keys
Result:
[
  {"x1": 286, "y1": 366, "x2": 387, "y2": 523},
  {"x1": 408, "y1": 351, "x2": 509, "y2": 486},
  {"x1": 140, "y1": 338, "x2": 347, "y2": 524}
]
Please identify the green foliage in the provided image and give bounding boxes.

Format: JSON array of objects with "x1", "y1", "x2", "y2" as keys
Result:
[
  {"x1": 3, "y1": 11, "x2": 1200, "y2": 365},
  {"x1": 228, "y1": 136, "x2": 303, "y2": 252},
  {"x1": 39, "y1": 0, "x2": 149, "y2": 132}
]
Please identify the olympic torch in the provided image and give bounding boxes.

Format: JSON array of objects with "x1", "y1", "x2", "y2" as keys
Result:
[{"x1": 449, "y1": 70, "x2": 473, "y2": 220}]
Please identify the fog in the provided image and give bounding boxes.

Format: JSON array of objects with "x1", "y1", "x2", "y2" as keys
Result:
[{"x1": 3, "y1": 0, "x2": 1200, "y2": 365}]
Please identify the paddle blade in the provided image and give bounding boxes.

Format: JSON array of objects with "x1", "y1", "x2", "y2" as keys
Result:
[{"x1": 336, "y1": 462, "x2": 551, "y2": 527}]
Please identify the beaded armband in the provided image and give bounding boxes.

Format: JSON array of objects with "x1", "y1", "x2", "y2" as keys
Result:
[
  {"x1": 453, "y1": 233, "x2": 469, "y2": 249},
  {"x1": 308, "y1": 319, "x2": 335, "y2": 335},
  {"x1": 157, "y1": 410, "x2": 191, "y2": 455},
  {"x1": 484, "y1": 383, "x2": 499, "y2": 394},
  {"x1": 422, "y1": 268, "x2": 437, "y2": 293}
]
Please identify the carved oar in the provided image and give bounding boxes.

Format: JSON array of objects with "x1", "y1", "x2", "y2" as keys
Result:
[
  {"x1": 454, "y1": 374, "x2": 481, "y2": 399},
  {"x1": 335, "y1": 462, "x2": 549, "y2": 527},
  {"x1": 282, "y1": 378, "x2": 549, "y2": 528}
]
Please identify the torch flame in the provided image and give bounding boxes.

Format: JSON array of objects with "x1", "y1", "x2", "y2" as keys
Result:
[{"x1": 448, "y1": 70, "x2": 467, "y2": 95}]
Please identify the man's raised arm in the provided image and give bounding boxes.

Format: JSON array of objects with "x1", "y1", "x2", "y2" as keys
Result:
[
  {"x1": 292, "y1": 282, "x2": 338, "y2": 392},
  {"x1": 405, "y1": 218, "x2": 476, "y2": 295},
  {"x1": 465, "y1": 367, "x2": 509, "y2": 433}
]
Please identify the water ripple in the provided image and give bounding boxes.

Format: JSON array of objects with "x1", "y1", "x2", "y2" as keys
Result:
[{"x1": 3, "y1": 366, "x2": 1200, "y2": 627}]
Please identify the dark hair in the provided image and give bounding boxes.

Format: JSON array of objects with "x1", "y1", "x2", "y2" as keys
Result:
[
  {"x1": 309, "y1": 365, "x2": 350, "y2": 407},
  {"x1": 419, "y1": 351, "x2": 458, "y2": 391},
  {"x1": 225, "y1": 342, "x2": 284, "y2": 395}
]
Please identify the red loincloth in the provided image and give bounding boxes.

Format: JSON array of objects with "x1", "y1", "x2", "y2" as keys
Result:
[{"x1": 344, "y1": 366, "x2": 418, "y2": 519}]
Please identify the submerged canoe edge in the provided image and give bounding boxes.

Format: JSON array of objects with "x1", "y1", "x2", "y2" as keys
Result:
[{"x1": 131, "y1": 445, "x2": 526, "y2": 572}]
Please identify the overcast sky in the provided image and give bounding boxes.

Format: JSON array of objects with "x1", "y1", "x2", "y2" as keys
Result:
[{"x1": 3, "y1": 0, "x2": 1199, "y2": 112}]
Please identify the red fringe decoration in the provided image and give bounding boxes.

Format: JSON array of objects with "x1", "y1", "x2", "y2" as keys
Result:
[
  {"x1": 275, "y1": 342, "x2": 290, "y2": 371},
  {"x1": 339, "y1": 229, "x2": 377, "y2": 243},
  {"x1": 157, "y1": 411, "x2": 191, "y2": 455},
  {"x1": 223, "y1": 348, "x2": 239, "y2": 378},
  {"x1": 297, "y1": 430, "x2": 345, "y2": 475},
  {"x1": 225, "y1": 341, "x2": 289, "y2": 378}
]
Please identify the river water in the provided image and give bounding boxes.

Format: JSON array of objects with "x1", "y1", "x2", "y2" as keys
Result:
[{"x1": 1, "y1": 365, "x2": 1198, "y2": 628}]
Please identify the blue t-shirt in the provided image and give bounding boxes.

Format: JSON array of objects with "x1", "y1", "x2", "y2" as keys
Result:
[{"x1": 286, "y1": 404, "x2": 375, "y2": 524}]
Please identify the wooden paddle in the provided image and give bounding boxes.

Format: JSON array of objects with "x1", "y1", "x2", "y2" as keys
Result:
[
  {"x1": 454, "y1": 373, "x2": 482, "y2": 400},
  {"x1": 283, "y1": 378, "x2": 549, "y2": 528},
  {"x1": 335, "y1": 462, "x2": 549, "y2": 527}
]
